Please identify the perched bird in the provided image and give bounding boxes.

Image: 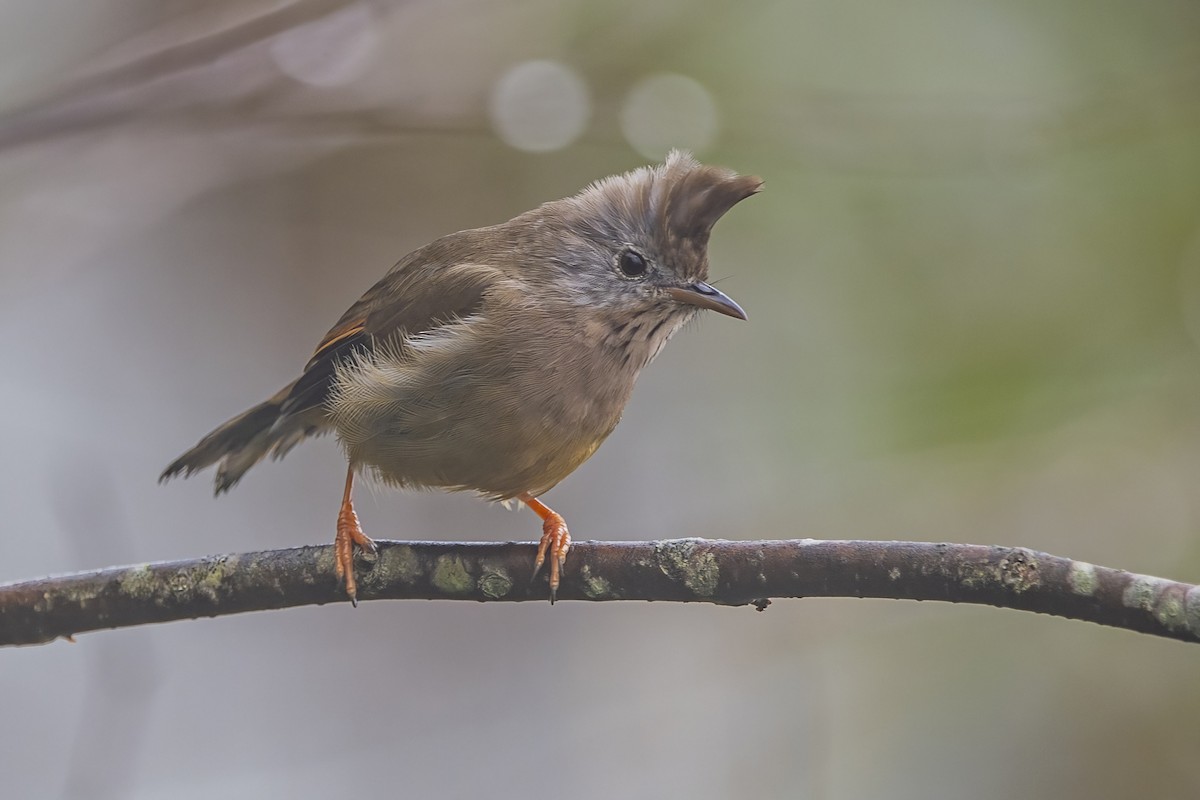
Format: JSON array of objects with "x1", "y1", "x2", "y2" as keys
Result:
[{"x1": 161, "y1": 150, "x2": 761, "y2": 602}]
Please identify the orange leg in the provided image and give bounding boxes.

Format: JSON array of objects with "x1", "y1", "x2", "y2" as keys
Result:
[
  {"x1": 519, "y1": 492, "x2": 571, "y2": 603},
  {"x1": 335, "y1": 465, "x2": 377, "y2": 605}
]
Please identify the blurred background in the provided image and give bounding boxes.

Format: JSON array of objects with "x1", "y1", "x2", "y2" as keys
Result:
[{"x1": 3, "y1": 0, "x2": 1200, "y2": 797}]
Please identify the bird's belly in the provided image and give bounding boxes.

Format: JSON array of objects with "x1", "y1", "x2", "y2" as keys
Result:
[
  {"x1": 349, "y1": 420, "x2": 606, "y2": 499},
  {"x1": 332, "y1": 369, "x2": 625, "y2": 500}
]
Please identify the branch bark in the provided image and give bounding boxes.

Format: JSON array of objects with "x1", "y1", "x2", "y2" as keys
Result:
[{"x1": 2, "y1": 539, "x2": 1197, "y2": 646}]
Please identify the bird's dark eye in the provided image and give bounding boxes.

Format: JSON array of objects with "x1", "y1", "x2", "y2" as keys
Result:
[{"x1": 617, "y1": 249, "x2": 648, "y2": 278}]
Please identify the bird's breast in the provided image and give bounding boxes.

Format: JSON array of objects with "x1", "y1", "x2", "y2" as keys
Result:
[{"x1": 329, "y1": 313, "x2": 642, "y2": 499}]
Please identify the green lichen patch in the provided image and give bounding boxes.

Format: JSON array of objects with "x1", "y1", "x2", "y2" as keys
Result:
[
  {"x1": 579, "y1": 564, "x2": 613, "y2": 599},
  {"x1": 117, "y1": 565, "x2": 157, "y2": 602},
  {"x1": 997, "y1": 549, "x2": 1039, "y2": 593},
  {"x1": 1120, "y1": 578, "x2": 1195, "y2": 634},
  {"x1": 1185, "y1": 588, "x2": 1200, "y2": 637},
  {"x1": 478, "y1": 569, "x2": 513, "y2": 599},
  {"x1": 1123, "y1": 576, "x2": 1159, "y2": 612},
  {"x1": 655, "y1": 539, "x2": 719, "y2": 597},
  {"x1": 431, "y1": 555, "x2": 473, "y2": 594},
  {"x1": 1155, "y1": 593, "x2": 1187, "y2": 632},
  {"x1": 956, "y1": 562, "x2": 990, "y2": 590},
  {"x1": 1067, "y1": 562, "x2": 1098, "y2": 596},
  {"x1": 314, "y1": 547, "x2": 338, "y2": 578},
  {"x1": 377, "y1": 545, "x2": 423, "y2": 585},
  {"x1": 194, "y1": 557, "x2": 230, "y2": 603},
  {"x1": 955, "y1": 548, "x2": 1040, "y2": 593}
]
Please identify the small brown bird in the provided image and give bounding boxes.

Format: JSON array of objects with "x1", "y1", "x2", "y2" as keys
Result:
[{"x1": 162, "y1": 150, "x2": 760, "y2": 602}]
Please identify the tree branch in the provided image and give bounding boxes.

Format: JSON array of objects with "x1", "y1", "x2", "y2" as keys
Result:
[
  {"x1": 2, "y1": 539, "x2": 1197, "y2": 646},
  {"x1": 0, "y1": 0, "x2": 361, "y2": 151}
]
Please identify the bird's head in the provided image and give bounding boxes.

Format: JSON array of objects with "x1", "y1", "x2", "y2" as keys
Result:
[{"x1": 525, "y1": 151, "x2": 761, "y2": 364}]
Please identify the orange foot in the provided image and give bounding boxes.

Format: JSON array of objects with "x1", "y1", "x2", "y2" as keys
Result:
[
  {"x1": 335, "y1": 465, "x2": 377, "y2": 605},
  {"x1": 520, "y1": 493, "x2": 572, "y2": 602}
]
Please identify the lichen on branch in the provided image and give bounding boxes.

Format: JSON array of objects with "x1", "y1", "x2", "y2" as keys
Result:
[{"x1": 1, "y1": 539, "x2": 1197, "y2": 647}]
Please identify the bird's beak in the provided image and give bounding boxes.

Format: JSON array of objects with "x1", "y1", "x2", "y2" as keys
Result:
[{"x1": 665, "y1": 282, "x2": 748, "y2": 321}]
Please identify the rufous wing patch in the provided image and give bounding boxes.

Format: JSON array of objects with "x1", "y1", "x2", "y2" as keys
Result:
[{"x1": 306, "y1": 319, "x2": 367, "y2": 371}]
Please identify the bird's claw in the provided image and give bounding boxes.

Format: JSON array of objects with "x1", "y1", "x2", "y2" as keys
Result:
[
  {"x1": 533, "y1": 515, "x2": 571, "y2": 603},
  {"x1": 335, "y1": 504, "x2": 376, "y2": 606}
]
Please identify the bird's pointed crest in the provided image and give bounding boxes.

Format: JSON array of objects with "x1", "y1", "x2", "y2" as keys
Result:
[{"x1": 569, "y1": 150, "x2": 762, "y2": 250}]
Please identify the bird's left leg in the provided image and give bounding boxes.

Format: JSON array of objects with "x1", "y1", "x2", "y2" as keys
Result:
[
  {"x1": 519, "y1": 492, "x2": 571, "y2": 602},
  {"x1": 335, "y1": 464, "x2": 377, "y2": 605}
]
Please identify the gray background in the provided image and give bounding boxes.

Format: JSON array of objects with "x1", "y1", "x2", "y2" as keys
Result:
[{"x1": 3, "y1": 1, "x2": 1200, "y2": 797}]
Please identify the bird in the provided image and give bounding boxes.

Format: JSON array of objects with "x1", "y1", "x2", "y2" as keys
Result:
[{"x1": 161, "y1": 150, "x2": 761, "y2": 603}]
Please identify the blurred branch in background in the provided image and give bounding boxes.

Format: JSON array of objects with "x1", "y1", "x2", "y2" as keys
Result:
[
  {"x1": 3, "y1": 0, "x2": 1199, "y2": 168},
  {"x1": 2, "y1": 538, "x2": 1197, "y2": 647},
  {"x1": 0, "y1": 0, "x2": 362, "y2": 150}
]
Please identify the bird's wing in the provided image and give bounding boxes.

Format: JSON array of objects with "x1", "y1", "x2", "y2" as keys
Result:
[{"x1": 280, "y1": 257, "x2": 504, "y2": 418}]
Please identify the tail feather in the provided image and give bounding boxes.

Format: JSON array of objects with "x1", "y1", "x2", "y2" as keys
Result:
[{"x1": 160, "y1": 381, "x2": 327, "y2": 494}]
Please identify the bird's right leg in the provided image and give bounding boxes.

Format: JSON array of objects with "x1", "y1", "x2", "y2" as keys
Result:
[
  {"x1": 335, "y1": 464, "x2": 377, "y2": 605},
  {"x1": 519, "y1": 492, "x2": 571, "y2": 603}
]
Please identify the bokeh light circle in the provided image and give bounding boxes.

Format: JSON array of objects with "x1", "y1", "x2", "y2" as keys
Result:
[
  {"x1": 488, "y1": 60, "x2": 591, "y2": 153},
  {"x1": 620, "y1": 73, "x2": 719, "y2": 159},
  {"x1": 270, "y1": 3, "x2": 378, "y2": 88}
]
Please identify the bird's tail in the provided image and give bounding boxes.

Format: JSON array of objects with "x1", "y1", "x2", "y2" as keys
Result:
[{"x1": 160, "y1": 380, "x2": 328, "y2": 494}]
